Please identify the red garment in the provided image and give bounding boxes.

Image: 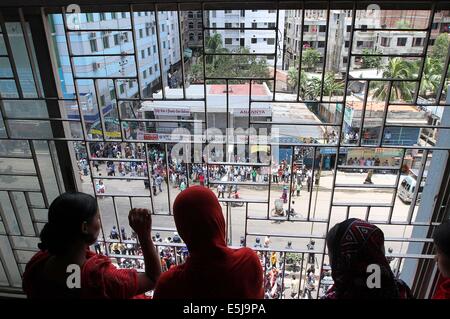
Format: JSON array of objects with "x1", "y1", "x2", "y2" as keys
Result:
[
  {"x1": 433, "y1": 277, "x2": 450, "y2": 299},
  {"x1": 199, "y1": 174, "x2": 205, "y2": 186},
  {"x1": 153, "y1": 186, "x2": 263, "y2": 299},
  {"x1": 22, "y1": 250, "x2": 139, "y2": 299}
]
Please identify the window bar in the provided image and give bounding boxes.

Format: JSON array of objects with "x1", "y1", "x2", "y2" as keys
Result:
[
  {"x1": 176, "y1": 3, "x2": 186, "y2": 100},
  {"x1": 7, "y1": 191, "x2": 25, "y2": 235},
  {"x1": 407, "y1": 149, "x2": 429, "y2": 224},
  {"x1": 436, "y1": 35, "x2": 450, "y2": 104},
  {"x1": 18, "y1": 8, "x2": 43, "y2": 99},
  {"x1": 346, "y1": 205, "x2": 350, "y2": 220},
  {"x1": 201, "y1": 3, "x2": 208, "y2": 142},
  {"x1": 287, "y1": 145, "x2": 295, "y2": 221},
  {"x1": 129, "y1": 4, "x2": 143, "y2": 101},
  {"x1": 318, "y1": 4, "x2": 330, "y2": 103},
  {"x1": 164, "y1": 143, "x2": 172, "y2": 215},
  {"x1": 365, "y1": 205, "x2": 371, "y2": 221},
  {"x1": 0, "y1": 100, "x2": 11, "y2": 138},
  {"x1": 61, "y1": 7, "x2": 91, "y2": 141},
  {"x1": 297, "y1": 252, "x2": 304, "y2": 299},
  {"x1": 247, "y1": 80, "x2": 252, "y2": 158},
  {"x1": 280, "y1": 251, "x2": 287, "y2": 299},
  {"x1": 93, "y1": 79, "x2": 108, "y2": 141},
  {"x1": 28, "y1": 140, "x2": 49, "y2": 208},
  {"x1": 272, "y1": 5, "x2": 280, "y2": 102},
  {"x1": 144, "y1": 143, "x2": 156, "y2": 214},
  {"x1": 388, "y1": 148, "x2": 407, "y2": 223},
  {"x1": 23, "y1": 191, "x2": 41, "y2": 236},
  {"x1": 226, "y1": 79, "x2": 229, "y2": 156},
  {"x1": 153, "y1": 4, "x2": 166, "y2": 99},
  {"x1": 244, "y1": 202, "x2": 248, "y2": 247},
  {"x1": 0, "y1": 12, "x2": 24, "y2": 99},
  {"x1": 112, "y1": 196, "x2": 125, "y2": 244},
  {"x1": 413, "y1": 3, "x2": 436, "y2": 105},
  {"x1": 112, "y1": 80, "x2": 125, "y2": 140},
  {"x1": 306, "y1": 146, "x2": 317, "y2": 221},
  {"x1": 357, "y1": 80, "x2": 371, "y2": 146},
  {"x1": 47, "y1": 141, "x2": 64, "y2": 194},
  {"x1": 266, "y1": 144, "x2": 273, "y2": 219},
  {"x1": 378, "y1": 81, "x2": 394, "y2": 147},
  {"x1": 296, "y1": 7, "x2": 305, "y2": 102}
]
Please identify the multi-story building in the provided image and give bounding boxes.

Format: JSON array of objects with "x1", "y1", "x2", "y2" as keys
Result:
[
  {"x1": 208, "y1": 9, "x2": 285, "y2": 67},
  {"x1": 283, "y1": 9, "x2": 434, "y2": 73},
  {"x1": 50, "y1": 11, "x2": 181, "y2": 129},
  {"x1": 183, "y1": 10, "x2": 204, "y2": 51}
]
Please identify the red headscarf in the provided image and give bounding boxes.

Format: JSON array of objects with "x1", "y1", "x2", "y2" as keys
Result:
[{"x1": 153, "y1": 186, "x2": 263, "y2": 299}]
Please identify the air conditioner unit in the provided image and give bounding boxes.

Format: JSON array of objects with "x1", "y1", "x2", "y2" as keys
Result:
[{"x1": 92, "y1": 62, "x2": 101, "y2": 71}]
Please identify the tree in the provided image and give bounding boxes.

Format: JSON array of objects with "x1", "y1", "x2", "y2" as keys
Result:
[
  {"x1": 395, "y1": 20, "x2": 411, "y2": 29},
  {"x1": 361, "y1": 48, "x2": 382, "y2": 70},
  {"x1": 372, "y1": 58, "x2": 415, "y2": 101},
  {"x1": 287, "y1": 67, "x2": 307, "y2": 94},
  {"x1": 304, "y1": 77, "x2": 322, "y2": 100},
  {"x1": 302, "y1": 48, "x2": 322, "y2": 72},
  {"x1": 323, "y1": 72, "x2": 344, "y2": 99},
  {"x1": 418, "y1": 58, "x2": 442, "y2": 97},
  {"x1": 430, "y1": 33, "x2": 449, "y2": 63}
]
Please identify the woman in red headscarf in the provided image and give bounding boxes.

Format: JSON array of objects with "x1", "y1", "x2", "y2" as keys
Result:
[
  {"x1": 323, "y1": 218, "x2": 413, "y2": 299},
  {"x1": 153, "y1": 186, "x2": 264, "y2": 299}
]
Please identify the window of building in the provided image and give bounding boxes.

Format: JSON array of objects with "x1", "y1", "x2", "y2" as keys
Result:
[
  {"x1": 225, "y1": 10, "x2": 232, "y2": 14},
  {"x1": 100, "y1": 95, "x2": 106, "y2": 107},
  {"x1": 189, "y1": 33, "x2": 194, "y2": 41},
  {"x1": 197, "y1": 11, "x2": 202, "y2": 18},
  {"x1": 153, "y1": 45, "x2": 157, "y2": 53},
  {"x1": 119, "y1": 83, "x2": 125, "y2": 94},
  {"x1": 143, "y1": 70, "x2": 147, "y2": 79},
  {"x1": 429, "y1": 39, "x2": 436, "y2": 46},
  {"x1": 139, "y1": 29, "x2": 143, "y2": 38},
  {"x1": 189, "y1": 22, "x2": 194, "y2": 29},
  {"x1": 111, "y1": 13, "x2": 117, "y2": 19},
  {"x1": 303, "y1": 25, "x2": 309, "y2": 32},
  {"x1": 240, "y1": 10, "x2": 245, "y2": 17},
  {"x1": 146, "y1": 27, "x2": 150, "y2": 37},
  {"x1": 128, "y1": 81, "x2": 133, "y2": 88},
  {"x1": 361, "y1": 24, "x2": 367, "y2": 30},
  {"x1": 356, "y1": 41, "x2": 364, "y2": 48},
  {"x1": 155, "y1": 64, "x2": 158, "y2": 71},
  {"x1": 252, "y1": 22, "x2": 257, "y2": 29},
  {"x1": 268, "y1": 10, "x2": 276, "y2": 13},
  {"x1": 381, "y1": 37, "x2": 390, "y2": 46},
  {"x1": 346, "y1": 25, "x2": 351, "y2": 32},
  {"x1": 121, "y1": 12, "x2": 127, "y2": 19},
  {"x1": 225, "y1": 38, "x2": 233, "y2": 45},
  {"x1": 212, "y1": 22, "x2": 217, "y2": 29},
  {"x1": 198, "y1": 22, "x2": 202, "y2": 29},
  {"x1": 345, "y1": 41, "x2": 349, "y2": 48},
  {"x1": 251, "y1": 38, "x2": 257, "y2": 44},
  {"x1": 268, "y1": 22, "x2": 276, "y2": 28},
  {"x1": 432, "y1": 23, "x2": 438, "y2": 29},
  {"x1": 319, "y1": 25, "x2": 326, "y2": 33},
  {"x1": 113, "y1": 34, "x2": 120, "y2": 45},
  {"x1": 413, "y1": 37, "x2": 424, "y2": 47},
  {"x1": 198, "y1": 32, "x2": 203, "y2": 40},
  {"x1": 102, "y1": 34, "x2": 110, "y2": 49},
  {"x1": 149, "y1": 66, "x2": 153, "y2": 75},
  {"x1": 138, "y1": 12, "x2": 142, "y2": 17},
  {"x1": 252, "y1": 10, "x2": 257, "y2": 12},
  {"x1": 240, "y1": 38, "x2": 245, "y2": 46},
  {"x1": 141, "y1": 50, "x2": 145, "y2": 59},
  {"x1": 240, "y1": 23, "x2": 245, "y2": 31},
  {"x1": 267, "y1": 38, "x2": 275, "y2": 45},
  {"x1": 163, "y1": 41, "x2": 166, "y2": 49},
  {"x1": 343, "y1": 56, "x2": 348, "y2": 64},
  {"x1": 188, "y1": 11, "x2": 194, "y2": 18},
  {"x1": 318, "y1": 41, "x2": 325, "y2": 48},
  {"x1": 225, "y1": 23, "x2": 232, "y2": 28},
  {"x1": 212, "y1": 10, "x2": 216, "y2": 18},
  {"x1": 86, "y1": 13, "x2": 94, "y2": 23},
  {"x1": 397, "y1": 37, "x2": 407, "y2": 46},
  {"x1": 99, "y1": 13, "x2": 106, "y2": 21},
  {"x1": 162, "y1": 24, "x2": 165, "y2": 32},
  {"x1": 90, "y1": 39, "x2": 98, "y2": 52},
  {"x1": 164, "y1": 58, "x2": 167, "y2": 66}
]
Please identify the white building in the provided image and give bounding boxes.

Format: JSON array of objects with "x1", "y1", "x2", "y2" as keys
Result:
[
  {"x1": 284, "y1": 10, "x2": 427, "y2": 73},
  {"x1": 208, "y1": 9, "x2": 285, "y2": 67},
  {"x1": 50, "y1": 11, "x2": 181, "y2": 126}
]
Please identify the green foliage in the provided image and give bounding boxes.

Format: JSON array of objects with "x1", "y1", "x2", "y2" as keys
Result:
[{"x1": 361, "y1": 48, "x2": 382, "y2": 69}]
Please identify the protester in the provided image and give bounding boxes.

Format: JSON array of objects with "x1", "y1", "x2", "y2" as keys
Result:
[
  {"x1": 22, "y1": 192, "x2": 161, "y2": 299},
  {"x1": 153, "y1": 186, "x2": 263, "y2": 298},
  {"x1": 323, "y1": 218, "x2": 413, "y2": 299}
]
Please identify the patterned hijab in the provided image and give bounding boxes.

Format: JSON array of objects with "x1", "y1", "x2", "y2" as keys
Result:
[{"x1": 324, "y1": 218, "x2": 410, "y2": 299}]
